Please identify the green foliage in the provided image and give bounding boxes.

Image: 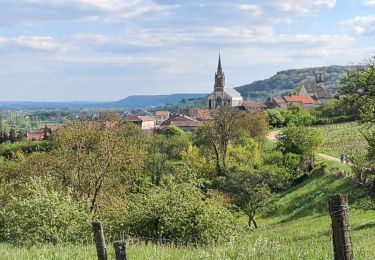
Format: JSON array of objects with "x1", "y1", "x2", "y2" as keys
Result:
[
  {"x1": 341, "y1": 61, "x2": 375, "y2": 123},
  {"x1": 0, "y1": 140, "x2": 51, "y2": 159},
  {"x1": 0, "y1": 179, "x2": 91, "y2": 246},
  {"x1": 282, "y1": 104, "x2": 314, "y2": 126},
  {"x1": 311, "y1": 99, "x2": 358, "y2": 120},
  {"x1": 263, "y1": 151, "x2": 301, "y2": 185},
  {"x1": 266, "y1": 109, "x2": 285, "y2": 128},
  {"x1": 162, "y1": 125, "x2": 186, "y2": 137},
  {"x1": 229, "y1": 135, "x2": 262, "y2": 168},
  {"x1": 277, "y1": 126, "x2": 324, "y2": 157},
  {"x1": 238, "y1": 112, "x2": 269, "y2": 139},
  {"x1": 101, "y1": 182, "x2": 241, "y2": 244}
]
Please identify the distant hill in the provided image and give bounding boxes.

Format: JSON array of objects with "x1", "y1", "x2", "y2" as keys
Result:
[
  {"x1": 0, "y1": 93, "x2": 209, "y2": 110},
  {"x1": 0, "y1": 101, "x2": 109, "y2": 110},
  {"x1": 235, "y1": 65, "x2": 361, "y2": 100},
  {"x1": 114, "y1": 93, "x2": 208, "y2": 108}
]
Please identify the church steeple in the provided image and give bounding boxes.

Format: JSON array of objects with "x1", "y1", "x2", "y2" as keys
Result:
[
  {"x1": 218, "y1": 52, "x2": 222, "y2": 72},
  {"x1": 214, "y1": 52, "x2": 225, "y2": 92}
]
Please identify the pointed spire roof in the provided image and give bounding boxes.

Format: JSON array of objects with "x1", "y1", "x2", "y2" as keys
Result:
[{"x1": 217, "y1": 51, "x2": 222, "y2": 71}]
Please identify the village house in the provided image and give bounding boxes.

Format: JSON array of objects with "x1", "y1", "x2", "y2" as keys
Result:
[
  {"x1": 26, "y1": 125, "x2": 59, "y2": 141},
  {"x1": 283, "y1": 95, "x2": 320, "y2": 109},
  {"x1": 26, "y1": 130, "x2": 45, "y2": 141},
  {"x1": 266, "y1": 97, "x2": 288, "y2": 109},
  {"x1": 124, "y1": 115, "x2": 155, "y2": 130},
  {"x1": 239, "y1": 100, "x2": 268, "y2": 111},
  {"x1": 159, "y1": 114, "x2": 202, "y2": 132},
  {"x1": 298, "y1": 70, "x2": 333, "y2": 103},
  {"x1": 154, "y1": 111, "x2": 170, "y2": 125},
  {"x1": 181, "y1": 109, "x2": 214, "y2": 121}
]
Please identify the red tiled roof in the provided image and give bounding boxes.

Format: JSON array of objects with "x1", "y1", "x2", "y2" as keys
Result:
[
  {"x1": 138, "y1": 116, "x2": 155, "y2": 122},
  {"x1": 272, "y1": 97, "x2": 286, "y2": 104},
  {"x1": 124, "y1": 116, "x2": 142, "y2": 122},
  {"x1": 125, "y1": 115, "x2": 155, "y2": 122},
  {"x1": 27, "y1": 131, "x2": 44, "y2": 141},
  {"x1": 242, "y1": 100, "x2": 268, "y2": 109},
  {"x1": 160, "y1": 114, "x2": 202, "y2": 127},
  {"x1": 155, "y1": 111, "x2": 170, "y2": 116},
  {"x1": 181, "y1": 109, "x2": 213, "y2": 120},
  {"x1": 169, "y1": 121, "x2": 202, "y2": 127},
  {"x1": 283, "y1": 95, "x2": 315, "y2": 104}
]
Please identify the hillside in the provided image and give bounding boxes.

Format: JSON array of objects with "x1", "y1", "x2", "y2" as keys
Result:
[
  {"x1": 235, "y1": 65, "x2": 360, "y2": 100},
  {"x1": 115, "y1": 93, "x2": 208, "y2": 108},
  {"x1": 3, "y1": 169, "x2": 375, "y2": 259},
  {"x1": 0, "y1": 94, "x2": 208, "y2": 110}
]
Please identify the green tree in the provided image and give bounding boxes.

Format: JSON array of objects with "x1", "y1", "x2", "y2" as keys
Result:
[
  {"x1": 223, "y1": 170, "x2": 272, "y2": 228},
  {"x1": 44, "y1": 120, "x2": 146, "y2": 213},
  {"x1": 341, "y1": 60, "x2": 375, "y2": 206},
  {"x1": 282, "y1": 104, "x2": 314, "y2": 126},
  {"x1": 194, "y1": 108, "x2": 242, "y2": 176},
  {"x1": 277, "y1": 126, "x2": 324, "y2": 172},
  {"x1": 267, "y1": 109, "x2": 286, "y2": 128},
  {"x1": 341, "y1": 60, "x2": 375, "y2": 123}
]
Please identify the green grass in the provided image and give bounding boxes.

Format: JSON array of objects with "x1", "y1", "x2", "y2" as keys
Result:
[
  {"x1": 315, "y1": 156, "x2": 352, "y2": 172},
  {"x1": 2, "y1": 171, "x2": 375, "y2": 259},
  {"x1": 314, "y1": 122, "x2": 369, "y2": 158}
]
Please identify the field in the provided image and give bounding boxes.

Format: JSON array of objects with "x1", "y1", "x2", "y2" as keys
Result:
[
  {"x1": 2, "y1": 168, "x2": 375, "y2": 260},
  {"x1": 315, "y1": 122, "x2": 370, "y2": 158}
]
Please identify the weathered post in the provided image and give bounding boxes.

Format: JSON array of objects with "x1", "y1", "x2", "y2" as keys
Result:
[
  {"x1": 114, "y1": 240, "x2": 127, "y2": 260},
  {"x1": 328, "y1": 194, "x2": 353, "y2": 260},
  {"x1": 92, "y1": 220, "x2": 107, "y2": 260}
]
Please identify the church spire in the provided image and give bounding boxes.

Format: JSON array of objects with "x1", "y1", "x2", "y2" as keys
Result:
[
  {"x1": 217, "y1": 51, "x2": 222, "y2": 71},
  {"x1": 214, "y1": 52, "x2": 225, "y2": 93}
]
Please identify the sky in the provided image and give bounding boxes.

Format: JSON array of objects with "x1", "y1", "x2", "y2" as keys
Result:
[{"x1": 0, "y1": 0, "x2": 374, "y2": 101}]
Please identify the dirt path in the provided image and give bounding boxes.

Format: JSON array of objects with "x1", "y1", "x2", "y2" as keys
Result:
[
  {"x1": 267, "y1": 130, "x2": 280, "y2": 142},
  {"x1": 267, "y1": 130, "x2": 350, "y2": 165}
]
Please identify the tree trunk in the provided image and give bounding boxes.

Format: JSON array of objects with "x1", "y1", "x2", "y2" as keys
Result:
[
  {"x1": 213, "y1": 146, "x2": 222, "y2": 176},
  {"x1": 248, "y1": 215, "x2": 258, "y2": 229}
]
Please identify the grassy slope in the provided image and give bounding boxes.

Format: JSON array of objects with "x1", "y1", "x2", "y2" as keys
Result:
[
  {"x1": 315, "y1": 122, "x2": 368, "y2": 158},
  {"x1": 2, "y1": 166, "x2": 375, "y2": 259}
]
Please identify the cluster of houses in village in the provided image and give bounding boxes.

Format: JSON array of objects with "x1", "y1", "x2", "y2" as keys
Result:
[
  {"x1": 123, "y1": 55, "x2": 335, "y2": 132},
  {"x1": 24, "y1": 55, "x2": 335, "y2": 137}
]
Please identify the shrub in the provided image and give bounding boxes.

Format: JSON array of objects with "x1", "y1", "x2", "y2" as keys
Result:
[
  {"x1": 0, "y1": 179, "x2": 91, "y2": 246},
  {"x1": 101, "y1": 182, "x2": 241, "y2": 244}
]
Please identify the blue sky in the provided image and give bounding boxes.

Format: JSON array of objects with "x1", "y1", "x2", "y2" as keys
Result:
[{"x1": 0, "y1": 0, "x2": 374, "y2": 101}]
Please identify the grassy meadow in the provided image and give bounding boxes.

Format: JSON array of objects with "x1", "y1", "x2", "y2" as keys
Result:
[{"x1": 2, "y1": 166, "x2": 375, "y2": 260}]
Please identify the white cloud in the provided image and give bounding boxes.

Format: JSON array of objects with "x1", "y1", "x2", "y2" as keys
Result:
[
  {"x1": 343, "y1": 15, "x2": 375, "y2": 34},
  {"x1": 0, "y1": 0, "x2": 177, "y2": 25},
  {"x1": 270, "y1": 0, "x2": 336, "y2": 15},
  {"x1": 236, "y1": 4, "x2": 262, "y2": 16},
  {"x1": 0, "y1": 35, "x2": 63, "y2": 51},
  {"x1": 14, "y1": 36, "x2": 61, "y2": 50},
  {"x1": 57, "y1": 55, "x2": 170, "y2": 65},
  {"x1": 363, "y1": 0, "x2": 375, "y2": 7}
]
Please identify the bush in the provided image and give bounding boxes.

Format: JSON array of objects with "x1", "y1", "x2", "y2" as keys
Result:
[
  {"x1": 101, "y1": 182, "x2": 241, "y2": 244},
  {"x1": 0, "y1": 141, "x2": 51, "y2": 159},
  {"x1": 0, "y1": 179, "x2": 91, "y2": 246}
]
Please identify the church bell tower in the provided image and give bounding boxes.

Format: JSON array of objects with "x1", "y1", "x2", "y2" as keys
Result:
[{"x1": 212, "y1": 53, "x2": 225, "y2": 108}]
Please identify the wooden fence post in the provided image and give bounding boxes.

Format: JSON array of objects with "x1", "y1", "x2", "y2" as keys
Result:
[
  {"x1": 114, "y1": 240, "x2": 127, "y2": 260},
  {"x1": 92, "y1": 220, "x2": 107, "y2": 260},
  {"x1": 328, "y1": 194, "x2": 353, "y2": 260}
]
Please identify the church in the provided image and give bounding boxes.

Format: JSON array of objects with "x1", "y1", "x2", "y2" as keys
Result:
[{"x1": 207, "y1": 54, "x2": 243, "y2": 109}]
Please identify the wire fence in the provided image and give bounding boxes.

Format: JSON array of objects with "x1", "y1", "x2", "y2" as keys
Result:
[{"x1": 90, "y1": 196, "x2": 374, "y2": 260}]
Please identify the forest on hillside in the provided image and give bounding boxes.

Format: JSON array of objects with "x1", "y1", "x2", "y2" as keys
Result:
[{"x1": 235, "y1": 65, "x2": 361, "y2": 100}]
